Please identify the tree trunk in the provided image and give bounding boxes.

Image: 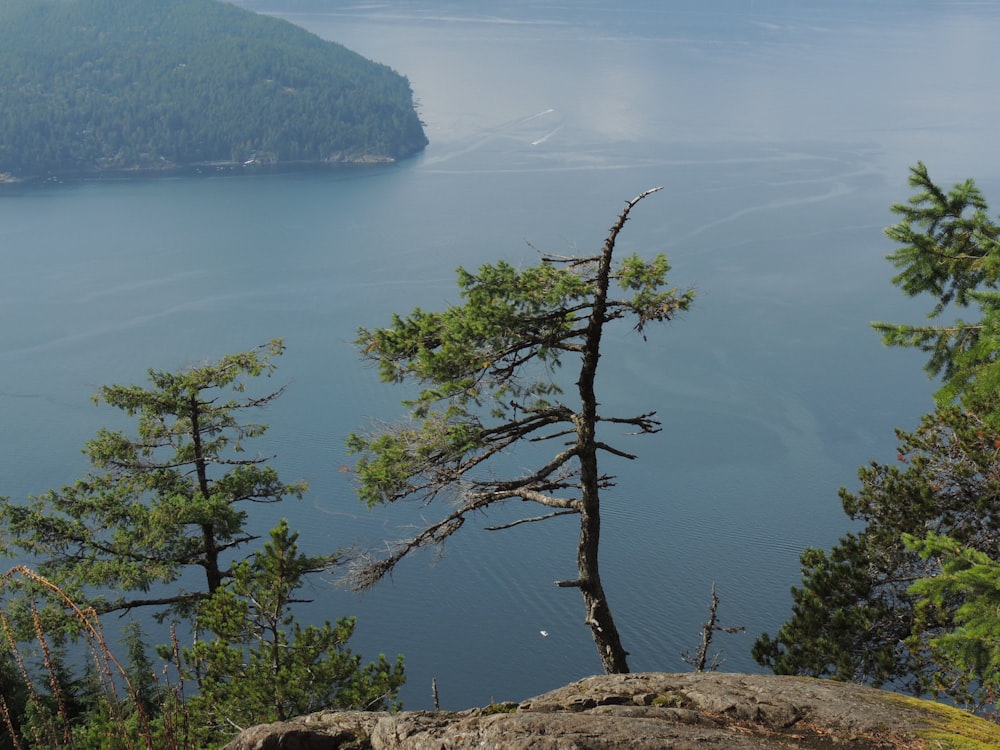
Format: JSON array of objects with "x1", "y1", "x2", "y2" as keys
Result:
[
  {"x1": 190, "y1": 394, "x2": 223, "y2": 593},
  {"x1": 576, "y1": 503, "x2": 630, "y2": 673},
  {"x1": 568, "y1": 192, "x2": 657, "y2": 674}
]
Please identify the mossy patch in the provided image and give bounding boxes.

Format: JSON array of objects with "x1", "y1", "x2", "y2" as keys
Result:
[
  {"x1": 651, "y1": 691, "x2": 689, "y2": 709},
  {"x1": 480, "y1": 701, "x2": 518, "y2": 716},
  {"x1": 881, "y1": 693, "x2": 1000, "y2": 750}
]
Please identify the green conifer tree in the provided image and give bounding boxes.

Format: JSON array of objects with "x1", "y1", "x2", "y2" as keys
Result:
[
  {"x1": 347, "y1": 189, "x2": 694, "y2": 674},
  {"x1": 905, "y1": 531, "x2": 1000, "y2": 711},
  {"x1": 0, "y1": 339, "x2": 306, "y2": 622},
  {"x1": 874, "y1": 161, "x2": 1000, "y2": 421},
  {"x1": 756, "y1": 164, "x2": 1000, "y2": 715},
  {"x1": 1, "y1": 342, "x2": 403, "y2": 748},
  {"x1": 179, "y1": 520, "x2": 404, "y2": 747}
]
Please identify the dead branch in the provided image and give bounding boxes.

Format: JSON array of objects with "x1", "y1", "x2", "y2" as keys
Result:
[
  {"x1": 485, "y1": 509, "x2": 578, "y2": 531},
  {"x1": 682, "y1": 583, "x2": 745, "y2": 672},
  {"x1": 595, "y1": 442, "x2": 638, "y2": 460},
  {"x1": 555, "y1": 579, "x2": 582, "y2": 588}
]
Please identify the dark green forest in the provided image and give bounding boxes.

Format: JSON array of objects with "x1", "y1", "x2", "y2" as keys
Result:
[{"x1": 0, "y1": 0, "x2": 428, "y2": 177}]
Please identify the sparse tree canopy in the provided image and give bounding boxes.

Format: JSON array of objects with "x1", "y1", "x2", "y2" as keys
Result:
[
  {"x1": 348, "y1": 188, "x2": 694, "y2": 673},
  {"x1": 0, "y1": 339, "x2": 309, "y2": 621}
]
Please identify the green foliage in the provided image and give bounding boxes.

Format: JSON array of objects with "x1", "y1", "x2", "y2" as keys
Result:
[
  {"x1": 0, "y1": 565, "x2": 192, "y2": 750},
  {"x1": 177, "y1": 520, "x2": 404, "y2": 746},
  {"x1": 1, "y1": 344, "x2": 404, "y2": 747},
  {"x1": 752, "y1": 532, "x2": 925, "y2": 688},
  {"x1": 358, "y1": 260, "x2": 590, "y2": 415},
  {"x1": 0, "y1": 648, "x2": 29, "y2": 750},
  {"x1": 349, "y1": 241, "x2": 693, "y2": 510},
  {"x1": 348, "y1": 189, "x2": 693, "y2": 673},
  {"x1": 758, "y1": 164, "x2": 1000, "y2": 716},
  {"x1": 0, "y1": 0, "x2": 427, "y2": 176},
  {"x1": 905, "y1": 531, "x2": 1000, "y2": 709},
  {"x1": 0, "y1": 339, "x2": 306, "y2": 626},
  {"x1": 2, "y1": 546, "x2": 400, "y2": 750},
  {"x1": 754, "y1": 405, "x2": 1000, "y2": 709},
  {"x1": 883, "y1": 163, "x2": 997, "y2": 308},
  {"x1": 120, "y1": 621, "x2": 164, "y2": 725},
  {"x1": 873, "y1": 162, "x2": 1000, "y2": 421},
  {"x1": 617, "y1": 252, "x2": 694, "y2": 336}
]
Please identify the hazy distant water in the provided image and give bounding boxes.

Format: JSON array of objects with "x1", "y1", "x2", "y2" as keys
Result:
[{"x1": 4, "y1": 0, "x2": 1000, "y2": 709}]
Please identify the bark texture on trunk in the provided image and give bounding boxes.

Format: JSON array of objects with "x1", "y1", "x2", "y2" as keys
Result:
[{"x1": 569, "y1": 191, "x2": 657, "y2": 674}]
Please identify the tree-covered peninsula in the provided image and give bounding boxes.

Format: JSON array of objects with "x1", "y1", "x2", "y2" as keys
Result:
[{"x1": 0, "y1": 0, "x2": 428, "y2": 178}]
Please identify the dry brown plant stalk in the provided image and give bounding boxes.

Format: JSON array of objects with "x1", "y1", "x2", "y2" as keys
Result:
[{"x1": 0, "y1": 565, "x2": 166, "y2": 749}]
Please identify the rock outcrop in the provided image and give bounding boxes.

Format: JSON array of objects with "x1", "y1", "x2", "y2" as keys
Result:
[{"x1": 223, "y1": 672, "x2": 1000, "y2": 749}]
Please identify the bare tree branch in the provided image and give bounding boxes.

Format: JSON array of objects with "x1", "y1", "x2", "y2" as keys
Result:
[
  {"x1": 485, "y1": 509, "x2": 579, "y2": 531},
  {"x1": 596, "y1": 442, "x2": 638, "y2": 460}
]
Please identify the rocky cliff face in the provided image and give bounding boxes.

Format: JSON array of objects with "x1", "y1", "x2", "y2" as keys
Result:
[{"x1": 223, "y1": 672, "x2": 1000, "y2": 749}]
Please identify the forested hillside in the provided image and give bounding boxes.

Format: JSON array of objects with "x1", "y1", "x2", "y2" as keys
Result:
[{"x1": 0, "y1": 0, "x2": 428, "y2": 177}]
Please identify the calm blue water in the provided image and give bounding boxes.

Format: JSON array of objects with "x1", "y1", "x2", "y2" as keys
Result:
[{"x1": 3, "y1": 0, "x2": 1000, "y2": 710}]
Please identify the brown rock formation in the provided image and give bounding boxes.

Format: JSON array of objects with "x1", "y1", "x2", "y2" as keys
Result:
[{"x1": 223, "y1": 672, "x2": 1000, "y2": 749}]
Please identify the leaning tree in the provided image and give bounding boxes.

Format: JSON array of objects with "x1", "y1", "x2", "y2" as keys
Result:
[{"x1": 347, "y1": 189, "x2": 694, "y2": 673}]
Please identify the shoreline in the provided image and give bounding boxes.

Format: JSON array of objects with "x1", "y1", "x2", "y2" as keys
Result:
[{"x1": 0, "y1": 153, "x2": 420, "y2": 188}]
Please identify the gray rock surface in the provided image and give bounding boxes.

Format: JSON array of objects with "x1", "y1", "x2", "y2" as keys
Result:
[{"x1": 222, "y1": 672, "x2": 1000, "y2": 749}]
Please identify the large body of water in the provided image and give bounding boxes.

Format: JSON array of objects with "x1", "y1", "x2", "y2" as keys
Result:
[{"x1": 3, "y1": 0, "x2": 1000, "y2": 710}]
